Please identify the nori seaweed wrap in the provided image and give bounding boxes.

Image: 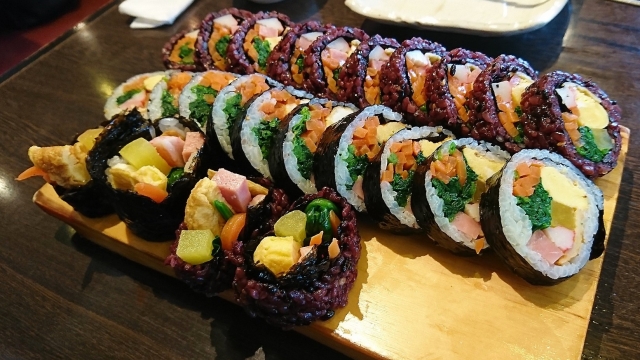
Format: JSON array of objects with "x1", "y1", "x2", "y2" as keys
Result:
[
  {"x1": 195, "y1": 8, "x2": 253, "y2": 71},
  {"x1": 302, "y1": 26, "x2": 369, "y2": 99},
  {"x1": 314, "y1": 105, "x2": 406, "y2": 212},
  {"x1": 165, "y1": 172, "x2": 289, "y2": 296},
  {"x1": 466, "y1": 55, "x2": 538, "y2": 153},
  {"x1": 480, "y1": 149, "x2": 605, "y2": 285},
  {"x1": 162, "y1": 28, "x2": 201, "y2": 71},
  {"x1": 520, "y1": 71, "x2": 622, "y2": 178},
  {"x1": 267, "y1": 21, "x2": 330, "y2": 89},
  {"x1": 412, "y1": 139, "x2": 510, "y2": 254},
  {"x1": 364, "y1": 126, "x2": 452, "y2": 234},
  {"x1": 229, "y1": 86, "x2": 313, "y2": 179},
  {"x1": 379, "y1": 38, "x2": 447, "y2": 126},
  {"x1": 227, "y1": 11, "x2": 294, "y2": 75},
  {"x1": 268, "y1": 99, "x2": 358, "y2": 198},
  {"x1": 422, "y1": 48, "x2": 492, "y2": 133},
  {"x1": 233, "y1": 187, "x2": 361, "y2": 328},
  {"x1": 86, "y1": 110, "x2": 209, "y2": 241},
  {"x1": 337, "y1": 35, "x2": 400, "y2": 108}
]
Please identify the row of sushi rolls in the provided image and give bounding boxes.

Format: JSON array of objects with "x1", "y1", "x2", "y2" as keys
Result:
[{"x1": 19, "y1": 8, "x2": 622, "y2": 327}]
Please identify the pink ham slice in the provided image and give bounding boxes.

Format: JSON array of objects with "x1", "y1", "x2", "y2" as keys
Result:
[
  {"x1": 451, "y1": 212, "x2": 482, "y2": 240},
  {"x1": 150, "y1": 135, "x2": 185, "y2": 168},
  {"x1": 249, "y1": 194, "x2": 266, "y2": 207},
  {"x1": 213, "y1": 168, "x2": 252, "y2": 213},
  {"x1": 182, "y1": 132, "x2": 205, "y2": 163},
  {"x1": 328, "y1": 48, "x2": 349, "y2": 64},
  {"x1": 257, "y1": 24, "x2": 279, "y2": 38},
  {"x1": 527, "y1": 230, "x2": 564, "y2": 265},
  {"x1": 353, "y1": 176, "x2": 364, "y2": 200}
]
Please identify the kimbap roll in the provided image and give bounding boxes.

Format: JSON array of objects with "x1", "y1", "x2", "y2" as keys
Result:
[
  {"x1": 364, "y1": 126, "x2": 453, "y2": 233},
  {"x1": 178, "y1": 70, "x2": 238, "y2": 130},
  {"x1": 379, "y1": 38, "x2": 447, "y2": 126},
  {"x1": 148, "y1": 71, "x2": 194, "y2": 121},
  {"x1": 314, "y1": 105, "x2": 406, "y2": 212},
  {"x1": 303, "y1": 26, "x2": 369, "y2": 99},
  {"x1": 234, "y1": 187, "x2": 361, "y2": 328},
  {"x1": 227, "y1": 11, "x2": 293, "y2": 75},
  {"x1": 269, "y1": 99, "x2": 358, "y2": 197},
  {"x1": 267, "y1": 21, "x2": 329, "y2": 89},
  {"x1": 422, "y1": 48, "x2": 492, "y2": 132},
  {"x1": 412, "y1": 139, "x2": 510, "y2": 254},
  {"x1": 195, "y1": 8, "x2": 253, "y2": 71},
  {"x1": 337, "y1": 35, "x2": 400, "y2": 108},
  {"x1": 520, "y1": 71, "x2": 622, "y2": 178},
  {"x1": 162, "y1": 29, "x2": 201, "y2": 71},
  {"x1": 104, "y1": 71, "x2": 168, "y2": 119},
  {"x1": 230, "y1": 87, "x2": 313, "y2": 178},
  {"x1": 466, "y1": 55, "x2": 537, "y2": 153},
  {"x1": 480, "y1": 149, "x2": 605, "y2": 285}
]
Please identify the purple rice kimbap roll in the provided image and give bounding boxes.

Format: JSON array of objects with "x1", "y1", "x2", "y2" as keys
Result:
[
  {"x1": 233, "y1": 187, "x2": 361, "y2": 328},
  {"x1": 411, "y1": 139, "x2": 510, "y2": 254},
  {"x1": 480, "y1": 149, "x2": 605, "y2": 285},
  {"x1": 162, "y1": 29, "x2": 201, "y2": 71},
  {"x1": 466, "y1": 55, "x2": 537, "y2": 153},
  {"x1": 520, "y1": 71, "x2": 622, "y2": 178},
  {"x1": 195, "y1": 8, "x2": 253, "y2": 71},
  {"x1": 337, "y1": 35, "x2": 400, "y2": 108},
  {"x1": 227, "y1": 11, "x2": 293, "y2": 75}
]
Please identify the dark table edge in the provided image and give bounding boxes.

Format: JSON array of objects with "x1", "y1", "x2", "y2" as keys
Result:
[{"x1": 0, "y1": 0, "x2": 119, "y2": 85}]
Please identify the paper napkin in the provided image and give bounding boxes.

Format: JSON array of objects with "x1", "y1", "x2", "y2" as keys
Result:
[{"x1": 119, "y1": 0, "x2": 194, "y2": 29}]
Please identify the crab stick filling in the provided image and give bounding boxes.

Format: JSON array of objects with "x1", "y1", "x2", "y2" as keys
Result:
[
  {"x1": 244, "y1": 18, "x2": 286, "y2": 73},
  {"x1": 514, "y1": 162, "x2": 588, "y2": 265},
  {"x1": 169, "y1": 30, "x2": 198, "y2": 65},
  {"x1": 491, "y1": 72, "x2": 533, "y2": 140},
  {"x1": 364, "y1": 46, "x2": 395, "y2": 105},
  {"x1": 446, "y1": 63, "x2": 481, "y2": 122},
  {"x1": 291, "y1": 32, "x2": 324, "y2": 84},
  {"x1": 209, "y1": 14, "x2": 240, "y2": 70},
  {"x1": 321, "y1": 37, "x2": 360, "y2": 93},
  {"x1": 116, "y1": 75, "x2": 164, "y2": 111},
  {"x1": 405, "y1": 51, "x2": 441, "y2": 108}
]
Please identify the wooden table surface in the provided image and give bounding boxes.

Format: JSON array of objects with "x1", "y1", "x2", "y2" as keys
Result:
[{"x1": 1, "y1": 0, "x2": 638, "y2": 358}]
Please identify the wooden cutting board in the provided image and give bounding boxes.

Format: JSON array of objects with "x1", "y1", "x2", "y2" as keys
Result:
[{"x1": 32, "y1": 127, "x2": 629, "y2": 360}]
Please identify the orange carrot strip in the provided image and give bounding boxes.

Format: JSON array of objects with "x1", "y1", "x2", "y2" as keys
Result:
[
  {"x1": 134, "y1": 183, "x2": 168, "y2": 203},
  {"x1": 220, "y1": 213, "x2": 246, "y2": 251},
  {"x1": 16, "y1": 166, "x2": 50, "y2": 182},
  {"x1": 516, "y1": 162, "x2": 531, "y2": 178},
  {"x1": 309, "y1": 231, "x2": 323, "y2": 246}
]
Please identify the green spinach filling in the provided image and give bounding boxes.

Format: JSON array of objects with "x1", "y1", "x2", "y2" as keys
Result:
[
  {"x1": 516, "y1": 182, "x2": 552, "y2": 231},
  {"x1": 189, "y1": 85, "x2": 218, "y2": 127},
  {"x1": 116, "y1": 89, "x2": 142, "y2": 106},
  {"x1": 576, "y1": 126, "x2": 609, "y2": 163},
  {"x1": 215, "y1": 35, "x2": 231, "y2": 58},
  {"x1": 391, "y1": 170, "x2": 414, "y2": 207},
  {"x1": 161, "y1": 90, "x2": 178, "y2": 117},
  {"x1": 431, "y1": 144, "x2": 478, "y2": 221},
  {"x1": 291, "y1": 107, "x2": 314, "y2": 180},
  {"x1": 178, "y1": 43, "x2": 195, "y2": 65},
  {"x1": 253, "y1": 118, "x2": 280, "y2": 158},
  {"x1": 223, "y1": 93, "x2": 243, "y2": 129},
  {"x1": 252, "y1": 37, "x2": 271, "y2": 71},
  {"x1": 344, "y1": 144, "x2": 369, "y2": 190}
]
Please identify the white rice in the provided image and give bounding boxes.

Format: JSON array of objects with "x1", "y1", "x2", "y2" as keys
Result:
[
  {"x1": 380, "y1": 127, "x2": 453, "y2": 228},
  {"x1": 148, "y1": 71, "x2": 192, "y2": 121},
  {"x1": 335, "y1": 105, "x2": 403, "y2": 212},
  {"x1": 104, "y1": 71, "x2": 169, "y2": 120},
  {"x1": 498, "y1": 150, "x2": 603, "y2": 279}
]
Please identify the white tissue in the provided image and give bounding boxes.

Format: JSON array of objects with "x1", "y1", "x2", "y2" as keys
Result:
[{"x1": 119, "y1": 0, "x2": 194, "y2": 29}]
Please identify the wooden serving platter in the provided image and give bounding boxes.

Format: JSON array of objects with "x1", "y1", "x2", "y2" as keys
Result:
[{"x1": 33, "y1": 128, "x2": 629, "y2": 360}]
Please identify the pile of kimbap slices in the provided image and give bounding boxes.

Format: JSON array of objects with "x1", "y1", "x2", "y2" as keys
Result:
[{"x1": 18, "y1": 7, "x2": 623, "y2": 326}]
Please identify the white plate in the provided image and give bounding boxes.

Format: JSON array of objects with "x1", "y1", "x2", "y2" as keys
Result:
[{"x1": 344, "y1": 0, "x2": 568, "y2": 36}]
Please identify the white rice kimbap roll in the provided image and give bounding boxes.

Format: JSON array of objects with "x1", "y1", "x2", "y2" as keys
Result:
[
  {"x1": 412, "y1": 139, "x2": 509, "y2": 254},
  {"x1": 104, "y1": 71, "x2": 169, "y2": 120},
  {"x1": 178, "y1": 70, "x2": 238, "y2": 130},
  {"x1": 480, "y1": 149, "x2": 606, "y2": 285},
  {"x1": 148, "y1": 72, "x2": 194, "y2": 121}
]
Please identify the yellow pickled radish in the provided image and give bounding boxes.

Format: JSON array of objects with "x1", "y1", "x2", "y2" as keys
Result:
[
  {"x1": 77, "y1": 127, "x2": 103, "y2": 151},
  {"x1": 274, "y1": 210, "x2": 307, "y2": 244},
  {"x1": 119, "y1": 138, "x2": 171, "y2": 175},
  {"x1": 176, "y1": 229, "x2": 215, "y2": 265}
]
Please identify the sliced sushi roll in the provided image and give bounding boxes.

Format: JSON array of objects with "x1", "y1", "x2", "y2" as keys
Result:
[
  {"x1": 337, "y1": 35, "x2": 400, "y2": 108},
  {"x1": 267, "y1": 21, "x2": 330, "y2": 89},
  {"x1": 520, "y1": 71, "x2": 622, "y2": 178},
  {"x1": 314, "y1": 105, "x2": 406, "y2": 212},
  {"x1": 466, "y1": 55, "x2": 538, "y2": 153},
  {"x1": 104, "y1": 71, "x2": 168, "y2": 119},
  {"x1": 422, "y1": 48, "x2": 492, "y2": 132},
  {"x1": 234, "y1": 187, "x2": 361, "y2": 328},
  {"x1": 480, "y1": 149, "x2": 605, "y2": 285},
  {"x1": 18, "y1": 125, "x2": 114, "y2": 218},
  {"x1": 208, "y1": 74, "x2": 279, "y2": 170},
  {"x1": 230, "y1": 87, "x2": 313, "y2": 178},
  {"x1": 303, "y1": 26, "x2": 369, "y2": 99},
  {"x1": 148, "y1": 71, "x2": 194, "y2": 121},
  {"x1": 178, "y1": 70, "x2": 238, "y2": 130},
  {"x1": 412, "y1": 139, "x2": 510, "y2": 254},
  {"x1": 364, "y1": 127, "x2": 453, "y2": 233},
  {"x1": 379, "y1": 38, "x2": 447, "y2": 126},
  {"x1": 86, "y1": 110, "x2": 208, "y2": 241},
  {"x1": 165, "y1": 168, "x2": 289, "y2": 296},
  {"x1": 162, "y1": 28, "x2": 201, "y2": 71},
  {"x1": 227, "y1": 11, "x2": 293, "y2": 75},
  {"x1": 269, "y1": 99, "x2": 358, "y2": 197},
  {"x1": 195, "y1": 8, "x2": 253, "y2": 71}
]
